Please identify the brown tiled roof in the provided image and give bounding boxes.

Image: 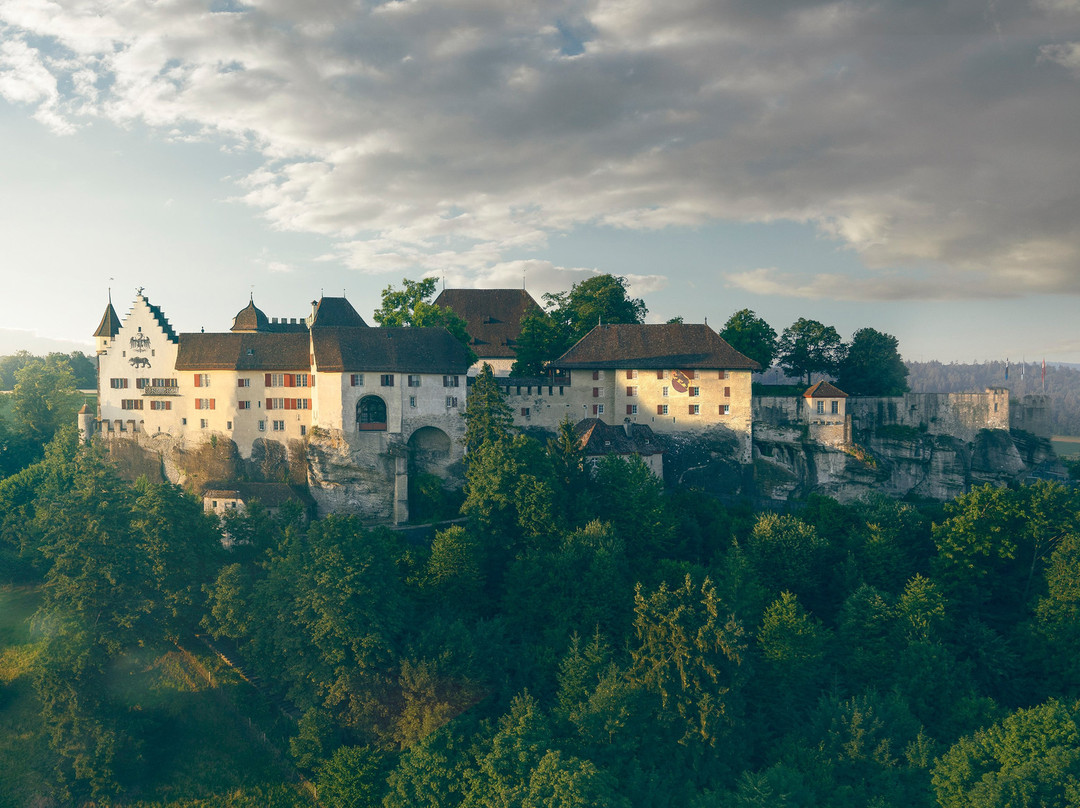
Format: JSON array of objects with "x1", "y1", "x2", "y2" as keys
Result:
[
  {"x1": 804, "y1": 380, "x2": 848, "y2": 398},
  {"x1": 202, "y1": 481, "x2": 314, "y2": 509},
  {"x1": 231, "y1": 299, "x2": 270, "y2": 332},
  {"x1": 93, "y1": 303, "x2": 122, "y2": 338},
  {"x1": 555, "y1": 324, "x2": 760, "y2": 371},
  {"x1": 311, "y1": 327, "x2": 473, "y2": 373},
  {"x1": 176, "y1": 332, "x2": 311, "y2": 371},
  {"x1": 433, "y1": 288, "x2": 542, "y2": 358},
  {"x1": 575, "y1": 418, "x2": 663, "y2": 457},
  {"x1": 310, "y1": 297, "x2": 367, "y2": 328}
]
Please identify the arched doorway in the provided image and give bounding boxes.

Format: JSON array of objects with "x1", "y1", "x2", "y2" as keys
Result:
[
  {"x1": 357, "y1": 395, "x2": 387, "y2": 431},
  {"x1": 406, "y1": 426, "x2": 457, "y2": 520}
]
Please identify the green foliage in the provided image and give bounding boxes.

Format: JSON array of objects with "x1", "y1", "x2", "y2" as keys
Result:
[
  {"x1": 746, "y1": 513, "x2": 832, "y2": 612},
  {"x1": 932, "y1": 699, "x2": 1080, "y2": 808},
  {"x1": 12, "y1": 355, "x2": 77, "y2": 445},
  {"x1": 837, "y1": 328, "x2": 909, "y2": 396},
  {"x1": 316, "y1": 744, "x2": 391, "y2": 807},
  {"x1": 372, "y1": 277, "x2": 476, "y2": 364},
  {"x1": 512, "y1": 310, "x2": 571, "y2": 377},
  {"x1": 463, "y1": 363, "x2": 514, "y2": 456},
  {"x1": 719, "y1": 309, "x2": 777, "y2": 370},
  {"x1": 776, "y1": 318, "x2": 844, "y2": 386}
]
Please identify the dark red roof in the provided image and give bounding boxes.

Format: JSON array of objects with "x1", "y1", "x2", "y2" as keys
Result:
[
  {"x1": 176, "y1": 333, "x2": 311, "y2": 371},
  {"x1": 804, "y1": 381, "x2": 848, "y2": 398},
  {"x1": 311, "y1": 327, "x2": 473, "y2": 373},
  {"x1": 555, "y1": 323, "x2": 760, "y2": 371},
  {"x1": 433, "y1": 288, "x2": 542, "y2": 359},
  {"x1": 575, "y1": 418, "x2": 663, "y2": 457}
]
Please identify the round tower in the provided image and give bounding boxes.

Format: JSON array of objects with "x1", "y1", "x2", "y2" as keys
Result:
[{"x1": 77, "y1": 403, "x2": 94, "y2": 444}]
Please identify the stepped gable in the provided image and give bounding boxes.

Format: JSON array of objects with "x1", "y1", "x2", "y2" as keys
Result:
[
  {"x1": 176, "y1": 332, "x2": 310, "y2": 370},
  {"x1": 433, "y1": 288, "x2": 541, "y2": 358},
  {"x1": 554, "y1": 323, "x2": 761, "y2": 371},
  {"x1": 804, "y1": 380, "x2": 848, "y2": 398},
  {"x1": 309, "y1": 296, "x2": 368, "y2": 328},
  {"x1": 93, "y1": 302, "x2": 122, "y2": 338},
  {"x1": 145, "y1": 299, "x2": 178, "y2": 342},
  {"x1": 312, "y1": 327, "x2": 473, "y2": 374}
]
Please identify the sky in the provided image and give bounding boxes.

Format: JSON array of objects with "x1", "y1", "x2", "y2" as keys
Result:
[{"x1": 2, "y1": 0, "x2": 1080, "y2": 364}]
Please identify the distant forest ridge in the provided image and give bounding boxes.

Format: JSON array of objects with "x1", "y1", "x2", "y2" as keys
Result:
[{"x1": 906, "y1": 360, "x2": 1080, "y2": 436}]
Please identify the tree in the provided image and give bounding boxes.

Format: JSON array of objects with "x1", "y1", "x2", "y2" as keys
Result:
[
  {"x1": 836, "y1": 328, "x2": 909, "y2": 396},
  {"x1": 463, "y1": 364, "x2": 514, "y2": 456},
  {"x1": 776, "y1": 318, "x2": 844, "y2": 386},
  {"x1": 316, "y1": 745, "x2": 391, "y2": 808},
  {"x1": 12, "y1": 355, "x2": 77, "y2": 445},
  {"x1": 373, "y1": 277, "x2": 476, "y2": 363},
  {"x1": 511, "y1": 310, "x2": 570, "y2": 377},
  {"x1": 719, "y1": 309, "x2": 778, "y2": 371},
  {"x1": 932, "y1": 699, "x2": 1080, "y2": 808}
]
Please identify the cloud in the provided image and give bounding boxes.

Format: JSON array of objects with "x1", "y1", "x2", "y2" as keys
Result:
[{"x1": 3, "y1": 0, "x2": 1080, "y2": 297}]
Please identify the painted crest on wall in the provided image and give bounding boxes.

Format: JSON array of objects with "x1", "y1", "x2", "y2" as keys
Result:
[
  {"x1": 130, "y1": 333, "x2": 152, "y2": 352},
  {"x1": 671, "y1": 369, "x2": 691, "y2": 393}
]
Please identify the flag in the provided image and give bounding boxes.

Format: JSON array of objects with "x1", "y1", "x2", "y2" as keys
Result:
[
  {"x1": 1042, "y1": 358, "x2": 1046, "y2": 383},
  {"x1": 1005, "y1": 358, "x2": 1009, "y2": 380}
]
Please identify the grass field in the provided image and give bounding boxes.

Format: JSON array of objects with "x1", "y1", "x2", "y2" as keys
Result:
[
  {"x1": 0, "y1": 585, "x2": 312, "y2": 807},
  {"x1": 1052, "y1": 435, "x2": 1080, "y2": 457}
]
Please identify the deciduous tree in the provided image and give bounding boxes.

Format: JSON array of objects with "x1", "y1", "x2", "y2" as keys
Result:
[
  {"x1": 836, "y1": 328, "x2": 909, "y2": 396},
  {"x1": 776, "y1": 318, "x2": 844, "y2": 386},
  {"x1": 719, "y1": 309, "x2": 778, "y2": 371}
]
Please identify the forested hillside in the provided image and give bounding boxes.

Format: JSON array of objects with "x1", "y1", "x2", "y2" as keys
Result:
[
  {"x1": 3, "y1": 374, "x2": 1080, "y2": 806},
  {"x1": 907, "y1": 360, "x2": 1080, "y2": 435}
]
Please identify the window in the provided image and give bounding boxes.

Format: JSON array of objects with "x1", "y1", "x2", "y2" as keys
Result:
[
  {"x1": 657, "y1": 370, "x2": 664, "y2": 379},
  {"x1": 592, "y1": 370, "x2": 604, "y2": 381},
  {"x1": 816, "y1": 400, "x2": 825, "y2": 414},
  {"x1": 689, "y1": 404, "x2": 700, "y2": 415},
  {"x1": 521, "y1": 407, "x2": 531, "y2": 417},
  {"x1": 446, "y1": 396, "x2": 458, "y2": 408},
  {"x1": 350, "y1": 373, "x2": 364, "y2": 387},
  {"x1": 409, "y1": 395, "x2": 417, "y2": 408},
  {"x1": 149, "y1": 400, "x2": 171, "y2": 411},
  {"x1": 258, "y1": 420, "x2": 265, "y2": 431},
  {"x1": 689, "y1": 387, "x2": 699, "y2": 397},
  {"x1": 226, "y1": 420, "x2": 233, "y2": 430},
  {"x1": 195, "y1": 398, "x2": 215, "y2": 410},
  {"x1": 182, "y1": 418, "x2": 187, "y2": 426},
  {"x1": 593, "y1": 387, "x2": 600, "y2": 398},
  {"x1": 135, "y1": 378, "x2": 149, "y2": 389},
  {"x1": 408, "y1": 374, "x2": 421, "y2": 387},
  {"x1": 238, "y1": 378, "x2": 250, "y2": 388},
  {"x1": 719, "y1": 404, "x2": 730, "y2": 415},
  {"x1": 238, "y1": 400, "x2": 251, "y2": 410},
  {"x1": 718, "y1": 370, "x2": 726, "y2": 380},
  {"x1": 380, "y1": 374, "x2": 395, "y2": 387},
  {"x1": 110, "y1": 378, "x2": 128, "y2": 389},
  {"x1": 152, "y1": 378, "x2": 178, "y2": 388},
  {"x1": 724, "y1": 386, "x2": 731, "y2": 398},
  {"x1": 662, "y1": 386, "x2": 669, "y2": 397},
  {"x1": 626, "y1": 386, "x2": 638, "y2": 397},
  {"x1": 296, "y1": 398, "x2": 310, "y2": 410},
  {"x1": 595, "y1": 404, "x2": 605, "y2": 415},
  {"x1": 195, "y1": 373, "x2": 210, "y2": 387},
  {"x1": 272, "y1": 420, "x2": 285, "y2": 431},
  {"x1": 358, "y1": 396, "x2": 388, "y2": 429},
  {"x1": 443, "y1": 375, "x2": 460, "y2": 387},
  {"x1": 121, "y1": 399, "x2": 144, "y2": 410},
  {"x1": 200, "y1": 419, "x2": 208, "y2": 428},
  {"x1": 296, "y1": 374, "x2": 309, "y2": 387},
  {"x1": 300, "y1": 425, "x2": 307, "y2": 436},
  {"x1": 657, "y1": 404, "x2": 668, "y2": 415},
  {"x1": 627, "y1": 404, "x2": 637, "y2": 415},
  {"x1": 626, "y1": 369, "x2": 638, "y2": 380}
]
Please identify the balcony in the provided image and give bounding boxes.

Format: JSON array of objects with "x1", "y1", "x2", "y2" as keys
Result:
[{"x1": 141, "y1": 386, "x2": 180, "y2": 396}]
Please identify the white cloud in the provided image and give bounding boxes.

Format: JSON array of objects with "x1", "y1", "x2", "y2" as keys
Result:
[{"x1": 3, "y1": 0, "x2": 1080, "y2": 298}]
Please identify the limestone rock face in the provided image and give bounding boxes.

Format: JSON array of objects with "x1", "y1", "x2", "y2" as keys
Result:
[{"x1": 306, "y1": 428, "x2": 400, "y2": 521}]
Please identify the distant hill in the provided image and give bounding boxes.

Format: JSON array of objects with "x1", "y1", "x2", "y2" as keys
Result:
[{"x1": 906, "y1": 360, "x2": 1080, "y2": 436}]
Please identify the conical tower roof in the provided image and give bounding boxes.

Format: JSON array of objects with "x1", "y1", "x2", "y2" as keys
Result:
[
  {"x1": 231, "y1": 297, "x2": 270, "y2": 332},
  {"x1": 93, "y1": 302, "x2": 121, "y2": 338}
]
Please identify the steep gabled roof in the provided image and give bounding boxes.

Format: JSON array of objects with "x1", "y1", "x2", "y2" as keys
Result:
[
  {"x1": 311, "y1": 327, "x2": 473, "y2": 373},
  {"x1": 804, "y1": 381, "x2": 848, "y2": 398},
  {"x1": 433, "y1": 288, "x2": 541, "y2": 358},
  {"x1": 309, "y1": 297, "x2": 367, "y2": 328},
  {"x1": 575, "y1": 418, "x2": 663, "y2": 457},
  {"x1": 175, "y1": 332, "x2": 311, "y2": 371},
  {"x1": 555, "y1": 323, "x2": 760, "y2": 371},
  {"x1": 93, "y1": 302, "x2": 122, "y2": 338},
  {"x1": 144, "y1": 299, "x2": 178, "y2": 342}
]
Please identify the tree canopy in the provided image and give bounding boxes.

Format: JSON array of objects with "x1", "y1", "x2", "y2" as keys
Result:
[
  {"x1": 776, "y1": 318, "x2": 845, "y2": 386},
  {"x1": 719, "y1": 309, "x2": 778, "y2": 371},
  {"x1": 836, "y1": 327, "x2": 909, "y2": 396},
  {"x1": 372, "y1": 277, "x2": 476, "y2": 364}
]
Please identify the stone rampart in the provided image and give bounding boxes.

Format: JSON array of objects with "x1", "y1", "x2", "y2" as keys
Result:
[{"x1": 848, "y1": 389, "x2": 1010, "y2": 443}]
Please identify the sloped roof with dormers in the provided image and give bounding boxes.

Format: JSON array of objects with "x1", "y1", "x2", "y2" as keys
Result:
[
  {"x1": 175, "y1": 332, "x2": 311, "y2": 370},
  {"x1": 575, "y1": 418, "x2": 664, "y2": 458},
  {"x1": 311, "y1": 327, "x2": 472, "y2": 373},
  {"x1": 554, "y1": 323, "x2": 760, "y2": 371},
  {"x1": 433, "y1": 288, "x2": 541, "y2": 359},
  {"x1": 94, "y1": 302, "x2": 122, "y2": 338},
  {"x1": 803, "y1": 381, "x2": 848, "y2": 398}
]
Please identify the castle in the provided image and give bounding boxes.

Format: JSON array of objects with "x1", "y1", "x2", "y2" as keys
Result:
[{"x1": 84, "y1": 289, "x2": 1054, "y2": 520}]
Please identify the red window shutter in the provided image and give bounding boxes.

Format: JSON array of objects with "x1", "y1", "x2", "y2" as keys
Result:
[
  {"x1": 657, "y1": 404, "x2": 664, "y2": 415},
  {"x1": 657, "y1": 370, "x2": 664, "y2": 379},
  {"x1": 288, "y1": 399, "x2": 296, "y2": 410},
  {"x1": 688, "y1": 404, "x2": 695, "y2": 414},
  {"x1": 265, "y1": 373, "x2": 272, "y2": 386},
  {"x1": 194, "y1": 374, "x2": 202, "y2": 388},
  {"x1": 592, "y1": 370, "x2": 599, "y2": 380},
  {"x1": 626, "y1": 405, "x2": 633, "y2": 415},
  {"x1": 286, "y1": 374, "x2": 294, "y2": 387},
  {"x1": 195, "y1": 399, "x2": 202, "y2": 410},
  {"x1": 626, "y1": 386, "x2": 632, "y2": 396},
  {"x1": 593, "y1": 387, "x2": 599, "y2": 397},
  {"x1": 686, "y1": 369, "x2": 695, "y2": 379},
  {"x1": 724, "y1": 386, "x2": 731, "y2": 397},
  {"x1": 237, "y1": 379, "x2": 244, "y2": 388},
  {"x1": 719, "y1": 370, "x2": 726, "y2": 379},
  {"x1": 210, "y1": 399, "x2": 215, "y2": 410},
  {"x1": 592, "y1": 404, "x2": 599, "y2": 415},
  {"x1": 306, "y1": 398, "x2": 311, "y2": 409},
  {"x1": 266, "y1": 399, "x2": 273, "y2": 410}
]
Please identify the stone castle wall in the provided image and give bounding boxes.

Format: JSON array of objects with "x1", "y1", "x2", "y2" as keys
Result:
[{"x1": 847, "y1": 389, "x2": 1011, "y2": 443}]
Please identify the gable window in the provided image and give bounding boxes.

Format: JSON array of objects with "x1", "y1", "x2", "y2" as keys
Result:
[
  {"x1": 357, "y1": 396, "x2": 388, "y2": 431},
  {"x1": 380, "y1": 374, "x2": 395, "y2": 387}
]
